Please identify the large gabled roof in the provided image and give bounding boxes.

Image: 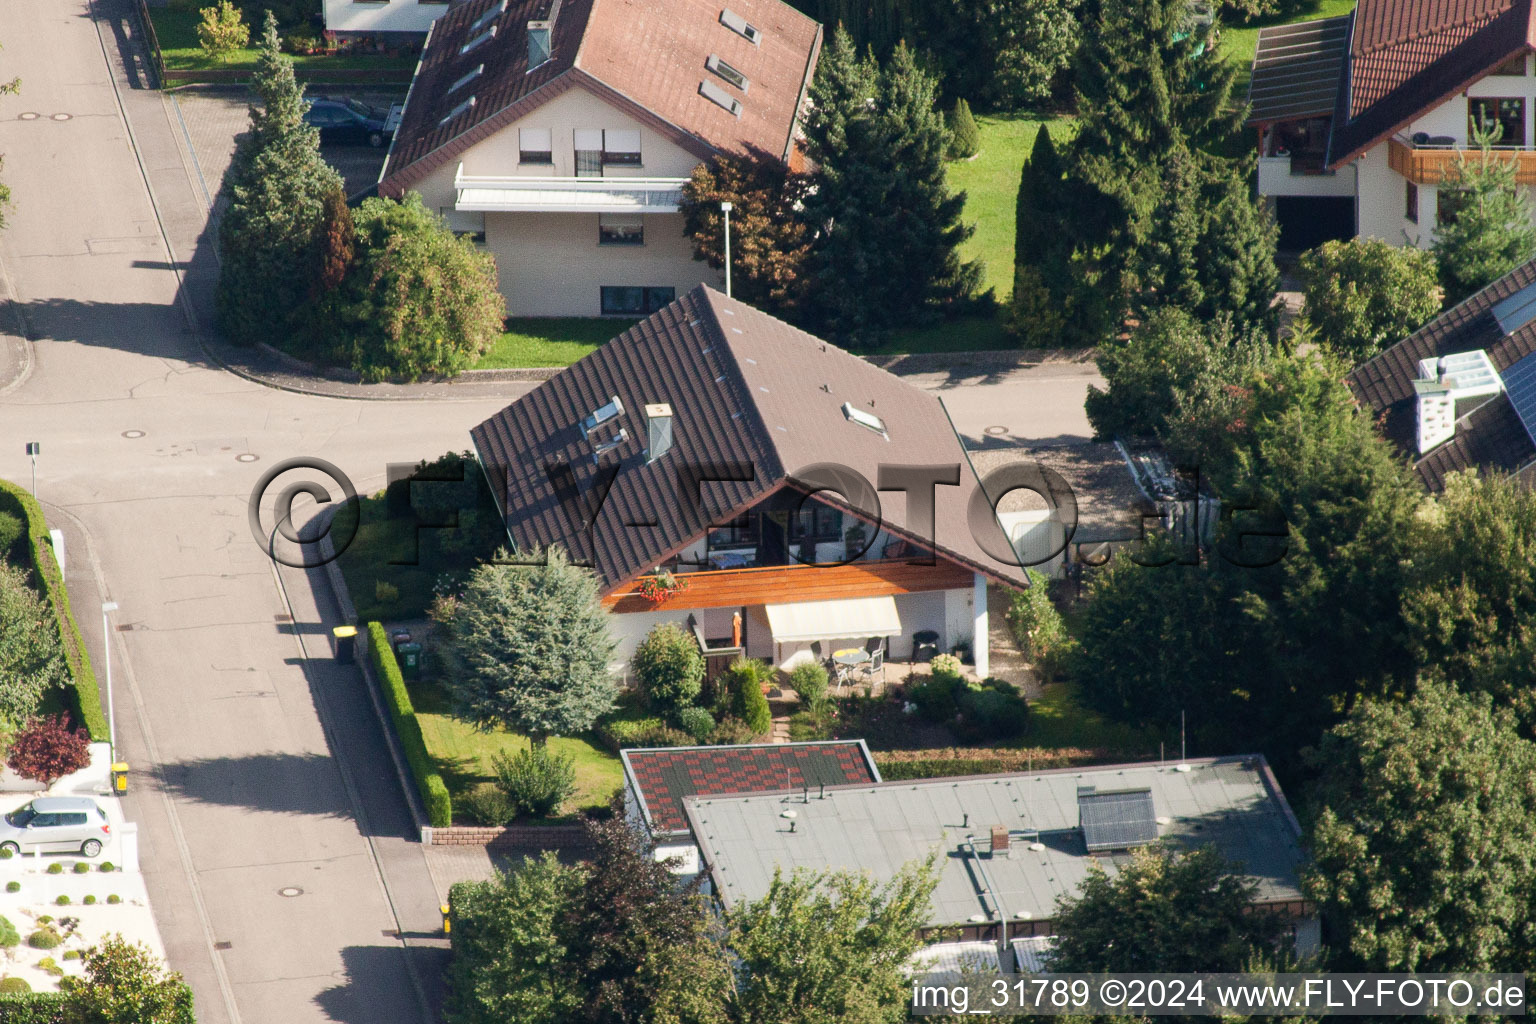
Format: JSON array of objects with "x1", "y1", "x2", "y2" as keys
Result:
[
  {"x1": 379, "y1": 0, "x2": 821, "y2": 194},
  {"x1": 1348, "y1": 257, "x2": 1536, "y2": 489},
  {"x1": 468, "y1": 286, "x2": 1029, "y2": 592},
  {"x1": 1327, "y1": 0, "x2": 1536, "y2": 167}
]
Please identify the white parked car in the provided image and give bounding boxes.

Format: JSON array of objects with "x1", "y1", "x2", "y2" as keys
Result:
[{"x1": 0, "y1": 797, "x2": 111, "y2": 857}]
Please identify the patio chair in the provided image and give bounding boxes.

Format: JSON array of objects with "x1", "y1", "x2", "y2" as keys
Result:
[{"x1": 858, "y1": 638, "x2": 886, "y2": 694}]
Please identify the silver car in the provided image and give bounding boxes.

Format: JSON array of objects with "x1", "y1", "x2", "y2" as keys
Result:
[{"x1": 0, "y1": 797, "x2": 111, "y2": 857}]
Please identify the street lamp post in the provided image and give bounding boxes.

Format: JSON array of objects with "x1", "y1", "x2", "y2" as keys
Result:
[
  {"x1": 720, "y1": 201, "x2": 733, "y2": 298},
  {"x1": 25, "y1": 442, "x2": 39, "y2": 498},
  {"x1": 101, "y1": 602, "x2": 118, "y2": 756}
]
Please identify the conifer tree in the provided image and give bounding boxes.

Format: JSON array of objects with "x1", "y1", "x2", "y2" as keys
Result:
[
  {"x1": 1434, "y1": 126, "x2": 1536, "y2": 305},
  {"x1": 1009, "y1": 125, "x2": 1070, "y2": 346},
  {"x1": 215, "y1": 13, "x2": 342, "y2": 346}
]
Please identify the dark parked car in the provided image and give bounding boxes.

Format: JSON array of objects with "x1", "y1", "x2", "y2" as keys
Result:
[{"x1": 303, "y1": 97, "x2": 396, "y2": 148}]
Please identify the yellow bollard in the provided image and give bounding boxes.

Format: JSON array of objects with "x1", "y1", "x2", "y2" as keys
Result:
[
  {"x1": 111, "y1": 763, "x2": 129, "y2": 794},
  {"x1": 441, "y1": 903, "x2": 451, "y2": 935}
]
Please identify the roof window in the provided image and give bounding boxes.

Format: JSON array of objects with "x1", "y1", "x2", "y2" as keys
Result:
[
  {"x1": 461, "y1": 24, "x2": 496, "y2": 54},
  {"x1": 440, "y1": 96, "x2": 476, "y2": 125},
  {"x1": 449, "y1": 64, "x2": 483, "y2": 94},
  {"x1": 467, "y1": 0, "x2": 505, "y2": 36},
  {"x1": 706, "y1": 53, "x2": 748, "y2": 91},
  {"x1": 699, "y1": 80, "x2": 742, "y2": 116},
  {"x1": 719, "y1": 8, "x2": 760, "y2": 44},
  {"x1": 841, "y1": 402, "x2": 887, "y2": 438}
]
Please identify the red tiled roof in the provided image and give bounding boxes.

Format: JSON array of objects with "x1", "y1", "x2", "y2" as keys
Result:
[
  {"x1": 621, "y1": 741, "x2": 879, "y2": 836},
  {"x1": 380, "y1": 0, "x2": 820, "y2": 194}
]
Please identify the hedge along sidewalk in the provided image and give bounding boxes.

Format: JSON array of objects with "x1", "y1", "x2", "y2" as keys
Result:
[
  {"x1": 0, "y1": 992, "x2": 66, "y2": 1021},
  {"x1": 0, "y1": 480, "x2": 109, "y2": 740},
  {"x1": 365, "y1": 622, "x2": 453, "y2": 829}
]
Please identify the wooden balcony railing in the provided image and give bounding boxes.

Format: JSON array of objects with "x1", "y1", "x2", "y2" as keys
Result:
[
  {"x1": 1388, "y1": 136, "x2": 1536, "y2": 185},
  {"x1": 603, "y1": 558, "x2": 974, "y2": 614}
]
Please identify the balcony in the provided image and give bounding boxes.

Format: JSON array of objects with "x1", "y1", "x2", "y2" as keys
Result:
[
  {"x1": 453, "y1": 164, "x2": 688, "y2": 213},
  {"x1": 1388, "y1": 135, "x2": 1536, "y2": 186}
]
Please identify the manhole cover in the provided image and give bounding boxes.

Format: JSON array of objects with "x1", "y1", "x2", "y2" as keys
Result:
[
  {"x1": 18, "y1": 112, "x2": 38, "y2": 121},
  {"x1": 122, "y1": 430, "x2": 146, "y2": 439},
  {"x1": 278, "y1": 887, "x2": 303, "y2": 898},
  {"x1": 984, "y1": 425, "x2": 1008, "y2": 436},
  {"x1": 50, "y1": 113, "x2": 71, "y2": 121},
  {"x1": 236, "y1": 453, "x2": 259, "y2": 463}
]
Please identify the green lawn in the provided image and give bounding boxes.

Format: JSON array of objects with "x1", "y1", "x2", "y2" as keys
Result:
[
  {"x1": 948, "y1": 113, "x2": 1078, "y2": 303},
  {"x1": 473, "y1": 317, "x2": 638, "y2": 369},
  {"x1": 411, "y1": 677, "x2": 624, "y2": 816},
  {"x1": 148, "y1": 6, "x2": 418, "y2": 72},
  {"x1": 1026, "y1": 681, "x2": 1168, "y2": 755},
  {"x1": 879, "y1": 315, "x2": 1015, "y2": 354}
]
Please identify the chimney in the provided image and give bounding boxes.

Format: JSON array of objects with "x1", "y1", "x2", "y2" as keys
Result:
[
  {"x1": 528, "y1": 0, "x2": 562, "y2": 66},
  {"x1": 645, "y1": 403, "x2": 674, "y2": 462},
  {"x1": 990, "y1": 826, "x2": 1009, "y2": 857}
]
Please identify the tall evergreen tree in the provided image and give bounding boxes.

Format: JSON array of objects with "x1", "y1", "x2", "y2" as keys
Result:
[
  {"x1": 800, "y1": 30, "x2": 981, "y2": 344},
  {"x1": 215, "y1": 13, "x2": 342, "y2": 346},
  {"x1": 1433, "y1": 127, "x2": 1536, "y2": 305},
  {"x1": 1009, "y1": 125, "x2": 1071, "y2": 346}
]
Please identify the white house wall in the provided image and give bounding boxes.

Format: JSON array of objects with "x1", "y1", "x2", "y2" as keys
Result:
[
  {"x1": 324, "y1": 0, "x2": 445, "y2": 35},
  {"x1": 1352, "y1": 142, "x2": 1424, "y2": 247}
]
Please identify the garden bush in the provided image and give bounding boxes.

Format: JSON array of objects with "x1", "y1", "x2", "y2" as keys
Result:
[
  {"x1": 0, "y1": 916, "x2": 17, "y2": 949},
  {"x1": 459, "y1": 782, "x2": 513, "y2": 827},
  {"x1": 0, "y1": 849, "x2": 11, "y2": 860},
  {"x1": 54, "y1": 896, "x2": 69, "y2": 907},
  {"x1": 35, "y1": 959, "x2": 60, "y2": 979},
  {"x1": 106, "y1": 895, "x2": 120, "y2": 905},
  {"x1": 787, "y1": 709, "x2": 834, "y2": 742},
  {"x1": 906, "y1": 672, "x2": 965, "y2": 724},
  {"x1": 71, "y1": 863, "x2": 89, "y2": 875},
  {"x1": 676, "y1": 706, "x2": 715, "y2": 743},
  {"x1": 953, "y1": 681, "x2": 1031, "y2": 743},
  {"x1": 0, "y1": 512, "x2": 22, "y2": 559},
  {"x1": 26, "y1": 930, "x2": 60, "y2": 951},
  {"x1": 366, "y1": 622, "x2": 451, "y2": 827},
  {"x1": 45, "y1": 864, "x2": 61, "y2": 876},
  {"x1": 631, "y1": 623, "x2": 704, "y2": 716},
  {"x1": 705, "y1": 716, "x2": 762, "y2": 746},
  {"x1": 61, "y1": 951, "x2": 79, "y2": 961},
  {"x1": 929, "y1": 653, "x2": 964, "y2": 679},
  {"x1": 873, "y1": 745, "x2": 1102, "y2": 779},
  {"x1": 493, "y1": 746, "x2": 577, "y2": 819},
  {"x1": 36, "y1": 918, "x2": 50, "y2": 926},
  {"x1": 788, "y1": 662, "x2": 829, "y2": 709},
  {"x1": 946, "y1": 98, "x2": 980, "y2": 159},
  {"x1": 725, "y1": 658, "x2": 773, "y2": 737},
  {"x1": 596, "y1": 714, "x2": 693, "y2": 752},
  {"x1": 81, "y1": 896, "x2": 95, "y2": 906},
  {"x1": 3, "y1": 883, "x2": 16, "y2": 894},
  {"x1": 97, "y1": 862, "x2": 113, "y2": 873},
  {"x1": 1007, "y1": 570, "x2": 1074, "y2": 678},
  {"x1": 0, "y1": 976, "x2": 29, "y2": 994}
]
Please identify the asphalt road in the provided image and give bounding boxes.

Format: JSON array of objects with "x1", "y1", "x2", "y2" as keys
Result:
[{"x1": 0, "y1": 2, "x2": 1101, "y2": 1023}]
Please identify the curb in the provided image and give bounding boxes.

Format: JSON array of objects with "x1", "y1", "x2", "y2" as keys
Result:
[{"x1": 0, "y1": 247, "x2": 35, "y2": 398}]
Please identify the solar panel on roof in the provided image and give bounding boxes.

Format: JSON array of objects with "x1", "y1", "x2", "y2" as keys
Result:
[
  {"x1": 1493, "y1": 281, "x2": 1536, "y2": 336},
  {"x1": 1078, "y1": 788, "x2": 1158, "y2": 852},
  {"x1": 1501, "y1": 351, "x2": 1536, "y2": 447}
]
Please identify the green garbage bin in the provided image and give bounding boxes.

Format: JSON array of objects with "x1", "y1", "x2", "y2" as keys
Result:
[
  {"x1": 397, "y1": 642, "x2": 422, "y2": 679},
  {"x1": 333, "y1": 625, "x2": 357, "y2": 665}
]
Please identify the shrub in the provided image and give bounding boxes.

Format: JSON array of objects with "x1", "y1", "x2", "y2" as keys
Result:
[
  {"x1": 493, "y1": 746, "x2": 577, "y2": 819},
  {"x1": 0, "y1": 915, "x2": 17, "y2": 948},
  {"x1": 367, "y1": 622, "x2": 451, "y2": 827},
  {"x1": 374, "y1": 580, "x2": 400, "y2": 605},
  {"x1": 72, "y1": 862, "x2": 90, "y2": 874},
  {"x1": 46, "y1": 863, "x2": 63, "y2": 875},
  {"x1": 631, "y1": 623, "x2": 705, "y2": 716},
  {"x1": 1007, "y1": 570, "x2": 1074, "y2": 678},
  {"x1": 1298, "y1": 238, "x2": 1441, "y2": 362},
  {"x1": 676, "y1": 706, "x2": 715, "y2": 743},
  {"x1": 62, "y1": 950, "x2": 80, "y2": 960},
  {"x1": 787, "y1": 709, "x2": 834, "y2": 742},
  {"x1": 873, "y1": 746, "x2": 1103, "y2": 779},
  {"x1": 459, "y1": 782, "x2": 513, "y2": 827},
  {"x1": 946, "y1": 98, "x2": 980, "y2": 160},
  {"x1": 55, "y1": 896, "x2": 69, "y2": 906},
  {"x1": 0, "y1": 976, "x2": 29, "y2": 993},
  {"x1": 954, "y1": 683, "x2": 1032, "y2": 743},
  {"x1": 98, "y1": 862, "x2": 113, "y2": 873},
  {"x1": 906, "y1": 673, "x2": 964, "y2": 724},
  {"x1": 7, "y1": 715, "x2": 91, "y2": 788},
  {"x1": 36, "y1": 958, "x2": 61, "y2": 978},
  {"x1": 27, "y1": 929, "x2": 60, "y2": 950},
  {"x1": 106, "y1": 895, "x2": 121, "y2": 905},
  {"x1": 0, "y1": 511, "x2": 22, "y2": 557},
  {"x1": 4, "y1": 882, "x2": 17, "y2": 893},
  {"x1": 596, "y1": 714, "x2": 686, "y2": 752},
  {"x1": 706, "y1": 716, "x2": 762, "y2": 745},
  {"x1": 788, "y1": 662, "x2": 829, "y2": 709},
  {"x1": 0, "y1": 848, "x2": 12, "y2": 859},
  {"x1": 196, "y1": 0, "x2": 250, "y2": 61},
  {"x1": 724, "y1": 658, "x2": 773, "y2": 737},
  {"x1": 82, "y1": 895, "x2": 96, "y2": 906},
  {"x1": 37, "y1": 917, "x2": 51, "y2": 926},
  {"x1": 929, "y1": 653, "x2": 964, "y2": 680}
]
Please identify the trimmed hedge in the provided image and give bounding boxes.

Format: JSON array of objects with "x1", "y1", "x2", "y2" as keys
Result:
[
  {"x1": 366, "y1": 622, "x2": 452, "y2": 827},
  {"x1": 0, "y1": 480, "x2": 109, "y2": 740},
  {"x1": 0, "y1": 994, "x2": 65, "y2": 1022},
  {"x1": 874, "y1": 746, "x2": 1107, "y2": 780}
]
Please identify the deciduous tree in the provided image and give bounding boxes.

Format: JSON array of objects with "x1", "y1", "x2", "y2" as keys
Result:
[
  {"x1": 196, "y1": 0, "x2": 249, "y2": 62},
  {"x1": 6, "y1": 715, "x2": 90, "y2": 787},
  {"x1": 439, "y1": 547, "x2": 617, "y2": 745},
  {"x1": 63, "y1": 935, "x2": 195, "y2": 1024},
  {"x1": 1299, "y1": 238, "x2": 1441, "y2": 362},
  {"x1": 1306, "y1": 679, "x2": 1536, "y2": 972},
  {"x1": 0, "y1": 562, "x2": 69, "y2": 726}
]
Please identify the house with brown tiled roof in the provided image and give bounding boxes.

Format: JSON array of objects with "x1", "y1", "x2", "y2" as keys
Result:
[
  {"x1": 1247, "y1": 0, "x2": 1536, "y2": 250},
  {"x1": 1347, "y1": 256, "x2": 1536, "y2": 489},
  {"x1": 373, "y1": 0, "x2": 820, "y2": 315},
  {"x1": 469, "y1": 284, "x2": 1034, "y2": 683}
]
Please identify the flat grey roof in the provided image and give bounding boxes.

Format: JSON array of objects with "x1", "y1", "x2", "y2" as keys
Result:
[
  {"x1": 685, "y1": 756, "x2": 1306, "y2": 929},
  {"x1": 1247, "y1": 15, "x2": 1349, "y2": 125}
]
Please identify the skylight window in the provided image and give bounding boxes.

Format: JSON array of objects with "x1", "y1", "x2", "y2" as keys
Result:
[
  {"x1": 440, "y1": 96, "x2": 476, "y2": 125},
  {"x1": 719, "y1": 8, "x2": 761, "y2": 44},
  {"x1": 461, "y1": 24, "x2": 496, "y2": 54},
  {"x1": 842, "y1": 402, "x2": 887, "y2": 438},
  {"x1": 699, "y1": 80, "x2": 742, "y2": 116},
  {"x1": 449, "y1": 64, "x2": 483, "y2": 94},
  {"x1": 467, "y1": 0, "x2": 505, "y2": 36},
  {"x1": 1493, "y1": 280, "x2": 1536, "y2": 336},
  {"x1": 706, "y1": 53, "x2": 748, "y2": 92}
]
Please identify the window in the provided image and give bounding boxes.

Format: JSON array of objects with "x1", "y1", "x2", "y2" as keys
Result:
[
  {"x1": 528, "y1": 24, "x2": 552, "y2": 68},
  {"x1": 1469, "y1": 97, "x2": 1525, "y2": 146},
  {"x1": 449, "y1": 64, "x2": 483, "y2": 94},
  {"x1": 1406, "y1": 180, "x2": 1418, "y2": 224},
  {"x1": 467, "y1": 0, "x2": 505, "y2": 35},
  {"x1": 711, "y1": 512, "x2": 759, "y2": 548},
  {"x1": 603, "y1": 129, "x2": 641, "y2": 165},
  {"x1": 440, "y1": 96, "x2": 475, "y2": 126},
  {"x1": 599, "y1": 214, "x2": 644, "y2": 245},
  {"x1": 519, "y1": 127, "x2": 552, "y2": 163},
  {"x1": 842, "y1": 402, "x2": 887, "y2": 437},
  {"x1": 461, "y1": 25, "x2": 496, "y2": 54},
  {"x1": 1492, "y1": 54, "x2": 1528, "y2": 76},
  {"x1": 600, "y1": 286, "x2": 675, "y2": 315},
  {"x1": 699, "y1": 80, "x2": 743, "y2": 116},
  {"x1": 62, "y1": 813, "x2": 86, "y2": 826},
  {"x1": 719, "y1": 7, "x2": 760, "y2": 44},
  {"x1": 706, "y1": 53, "x2": 748, "y2": 91},
  {"x1": 789, "y1": 503, "x2": 842, "y2": 542},
  {"x1": 575, "y1": 128, "x2": 603, "y2": 177}
]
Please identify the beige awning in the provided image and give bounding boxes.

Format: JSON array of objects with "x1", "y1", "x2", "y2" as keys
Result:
[{"x1": 764, "y1": 595, "x2": 901, "y2": 643}]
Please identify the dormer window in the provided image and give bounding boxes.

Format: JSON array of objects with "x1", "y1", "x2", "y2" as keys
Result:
[
  {"x1": 461, "y1": 25, "x2": 496, "y2": 54},
  {"x1": 706, "y1": 54, "x2": 748, "y2": 92},
  {"x1": 699, "y1": 80, "x2": 742, "y2": 116},
  {"x1": 449, "y1": 64, "x2": 483, "y2": 94},
  {"x1": 719, "y1": 7, "x2": 760, "y2": 44},
  {"x1": 440, "y1": 96, "x2": 476, "y2": 125}
]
